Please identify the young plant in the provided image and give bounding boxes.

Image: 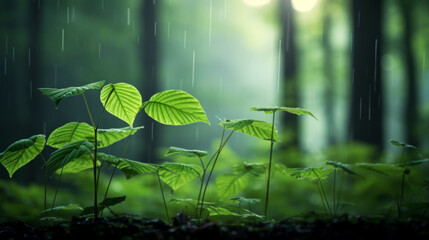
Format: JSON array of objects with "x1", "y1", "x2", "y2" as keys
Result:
[{"x1": 250, "y1": 107, "x2": 317, "y2": 218}]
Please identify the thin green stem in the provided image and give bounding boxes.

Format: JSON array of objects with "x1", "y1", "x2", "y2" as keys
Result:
[
  {"x1": 313, "y1": 169, "x2": 332, "y2": 215},
  {"x1": 336, "y1": 170, "x2": 344, "y2": 213},
  {"x1": 82, "y1": 93, "x2": 95, "y2": 128},
  {"x1": 33, "y1": 145, "x2": 47, "y2": 213},
  {"x1": 93, "y1": 128, "x2": 99, "y2": 219},
  {"x1": 195, "y1": 156, "x2": 206, "y2": 218},
  {"x1": 316, "y1": 179, "x2": 328, "y2": 215},
  {"x1": 199, "y1": 129, "x2": 234, "y2": 218},
  {"x1": 51, "y1": 167, "x2": 64, "y2": 209},
  {"x1": 264, "y1": 111, "x2": 276, "y2": 219},
  {"x1": 157, "y1": 171, "x2": 171, "y2": 224}
]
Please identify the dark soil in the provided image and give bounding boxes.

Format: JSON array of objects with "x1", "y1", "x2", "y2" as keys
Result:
[{"x1": 1, "y1": 212, "x2": 428, "y2": 240}]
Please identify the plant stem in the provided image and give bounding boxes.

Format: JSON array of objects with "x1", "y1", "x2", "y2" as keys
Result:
[
  {"x1": 195, "y1": 156, "x2": 206, "y2": 218},
  {"x1": 264, "y1": 111, "x2": 276, "y2": 219},
  {"x1": 316, "y1": 180, "x2": 328, "y2": 215},
  {"x1": 336, "y1": 170, "x2": 344, "y2": 213},
  {"x1": 82, "y1": 93, "x2": 95, "y2": 128},
  {"x1": 93, "y1": 128, "x2": 99, "y2": 219},
  {"x1": 313, "y1": 169, "x2": 332, "y2": 215},
  {"x1": 52, "y1": 167, "x2": 64, "y2": 209},
  {"x1": 333, "y1": 168, "x2": 336, "y2": 215},
  {"x1": 399, "y1": 171, "x2": 406, "y2": 217},
  {"x1": 199, "y1": 129, "x2": 234, "y2": 218},
  {"x1": 157, "y1": 170, "x2": 171, "y2": 224}
]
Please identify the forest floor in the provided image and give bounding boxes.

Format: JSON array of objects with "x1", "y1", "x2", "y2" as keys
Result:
[{"x1": 1, "y1": 212, "x2": 428, "y2": 240}]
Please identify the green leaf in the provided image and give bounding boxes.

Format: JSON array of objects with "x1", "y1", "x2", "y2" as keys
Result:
[
  {"x1": 159, "y1": 162, "x2": 200, "y2": 191},
  {"x1": 207, "y1": 206, "x2": 241, "y2": 216},
  {"x1": 82, "y1": 196, "x2": 126, "y2": 216},
  {"x1": 397, "y1": 159, "x2": 429, "y2": 167},
  {"x1": 41, "y1": 204, "x2": 83, "y2": 217},
  {"x1": 228, "y1": 197, "x2": 261, "y2": 205},
  {"x1": 142, "y1": 90, "x2": 210, "y2": 126},
  {"x1": 97, "y1": 126, "x2": 144, "y2": 148},
  {"x1": 164, "y1": 146, "x2": 208, "y2": 158},
  {"x1": 170, "y1": 198, "x2": 216, "y2": 206},
  {"x1": 288, "y1": 168, "x2": 334, "y2": 180},
  {"x1": 389, "y1": 140, "x2": 417, "y2": 149},
  {"x1": 250, "y1": 106, "x2": 318, "y2": 120},
  {"x1": 0, "y1": 135, "x2": 46, "y2": 178},
  {"x1": 98, "y1": 153, "x2": 157, "y2": 179},
  {"x1": 55, "y1": 152, "x2": 100, "y2": 174},
  {"x1": 47, "y1": 122, "x2": 94, "y2": 149},
  {"x1": 100, "y1": 83, "x2": 142, "y2": 127},
  {"x1": 222, "y1": 119, "x2": 279, "y2": 141},
  {"x1": 326, "y1": 161, "x2": 359, "y2": 175},
  {"x1": 39, "y1": 81, "x2": 105, "y2": 108},
  {"x1": 355, "y1": 163, "x2": 405, "y2": 176},
  {"x1": 233, "y1": 162, "x2": 266, "y2": 176},
  {"x1": 219, "y1": 119, "x2": 254, "y2": 131},
  {"x1": 47, "y1": 141, "x2": 94, "y2": 174},
  {"x1": 216, "y1": 174, "x2": 249, "y2": 199}
]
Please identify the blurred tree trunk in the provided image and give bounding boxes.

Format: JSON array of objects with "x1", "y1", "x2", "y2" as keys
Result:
[
  {"x1": 398, "y1": 0, "x2": 418, "y2": 147},
  {"x1": 349, "y1": 0, "x2": 384, "y2": 150},
  {"x1": 140, "y1": 1, "x2": 159, "y2": 163},
  {"x1": 279, "y1": 0, "x2": 299, "y2": 147},
  {"x1": 323, "y1": 14, "x2": 336, "y2": 145}
]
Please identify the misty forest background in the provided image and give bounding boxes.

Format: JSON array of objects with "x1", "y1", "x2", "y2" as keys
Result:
[{"x1": 0, "y1": 0, "x2": 428, "y2": 220}]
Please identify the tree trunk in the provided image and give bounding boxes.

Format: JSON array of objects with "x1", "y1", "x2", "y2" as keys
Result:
[
  {"x1": 140, "y1": 1, "x2": 159, "y2": 163},
  {"x1": 349, "y1": 0, "x2": 384, "y2": 150},
  {"x1": 279, "y1": 0, "x2": 299, "y2": 147}
]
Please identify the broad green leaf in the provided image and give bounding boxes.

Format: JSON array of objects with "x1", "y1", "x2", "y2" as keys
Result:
[
  {"x1": 164, "y1": 146, "x2": 208, "y2": 158},
  {"x1": 170, "y1": 198, "x2": 216, "y2": 206},
  {"x1": 228, "y1": 197, "x2": 261, "y2": 205},
  {"x1": 233, "y1": 162, "x2": 266, "y2": 176},
  {"x1": 250, "y1": 106, "x2": 318, "y2": 120},
  {"x1": 326, "y1": 161, "x2": 359, "y2": 175},
  {"x1": 39, "y1": 81, "x2": 105, "y2": 108},
  {"x1": 219, "y1": 119, "x2": 254, "y2": 131},
  {"x1": 397, "y1": 159, "x2": 429, "y2": 167},
  {"x1": 82, "y1": 196, "x2": 126, "y2": 216},
  {"x1": 223, "y1": 120, "x2": 279, "y2": 141},
  {"x1": 97, "y1": 126, "x2": 144, "y2": 148},
  {"x1": 207, "y1": 206, "x2": 241, "y2": 216},
  {"x1": 100, "y1": 83, "x2": 142, "y2": 127},
  {"x1": 41, "y1": 204, "x2": 83, "y2": 217},
  {"x1": 47, "y1": 122, "x2": 94, "y2": 148},
  {"x1": 0, "y1": 135, "x2": 46, "y2": 178},
  {"x1": 288, "y1": 168, "x2": 334, "y2": 180},
  {"x1": 47, "y1": 141, "x2": 94, "y2": 174},
  {"x1": 98, "y1": 153, "x2": 157, "y2": 179},
  {"x1": 389, "y1": 140, "x2": 417, "y2": 149},
  {"x1": 142, "y1": 90, "x2": 210, "y2": 126},
  {"x1": 55, "y1": 152, "x2": 100, "y2": 174},
  {"x1": 159, "y1": 162, "x2": 200, "y2": 190},
  {"x1": 216, "y1": 174, "x2": 249, "y2": 199},
  {"x1": 354, "y1": 163, "x2": 405, "y2": 176}
]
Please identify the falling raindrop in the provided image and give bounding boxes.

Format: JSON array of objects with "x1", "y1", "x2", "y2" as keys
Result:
[
  {"x1": 373, "y1": 38, "x2": 378, "y2": 91},
  {"x1": 167, "y1": 22, "x2": 171, "y2": 39},
  {"x1": 98, "y1": 43, "x2": 101, "y2": 59},
  {"x1": 154, "y1": 22, "x2": 157, "y2": 36},
  {"x1": 28, "y1": 48, "x2": 31, "y2": 67},
  {"x1": 192, "y1": 51, "x2": 196, "y2": 87},
  {"x1": 277, "y1": 39, "x2": 282, "y2": 94},
  {"x1": 61, "y1": 28, "x2": 64, "y2": 52},
  {"x1": 359, "y1": 97, "x2": 362, "y2": 120},
  {"x1": 183, "y1": 30, "x2": 187, "y2": 49},
  {"x1": 151, "y1": 122, "x2": 154, "y2": 141},
  {"x1": 209, "y1": 0, "x2": 212, "y2": 47},
  {"x1": 127, "y1": 8, "x2": 131, "y2": 26},
  {"x1": 67, "y1": 6, "x2": 70, "y2": 24}
]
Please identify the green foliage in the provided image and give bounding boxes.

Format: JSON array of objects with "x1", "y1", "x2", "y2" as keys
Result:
[
  {"x1": 97, "y1": 126, "x2": 144, "y2": 148},
  {"x1": 288, "y1": 168, "x2": 334, "y2": 180},
  {"x1": 389, "y1": 139, "x2": 417, "y2": 149},
  {"x1": 55, "y1": 152, "x2": 100, "y2": 174},
  {"x1": 164, "y1": 146, "x2": 208, "y2": 158},
  {"x1": 228, "y1": 197, "x2": 261, "y2": 205},
  {"x1": 216, "y1": 174, "x2": 249, "y2": 199},
  {"x1": 39, "y1": 81, "x2": 105, "y2": 108},
  {"x1": 100, "y1": 83, "x2": 143, "y2": 127},
  {"x1": 326, "y1": 161, "x2": 359, "y2": 176},
  {"x1": 250, "y1": 106, "x2": 318, "y2": 120},
  {"x1": 142, "y1": 90, "x2": 210, "y2": 126},
  {"x1": 0, "y1": 135, "x2": 46, "y2": 178},
  {"x1": 207, "y1": 206, "x2": 241, "y2": 216},
  {"x1": 41, "y1": 204, "x2": 83, "y2": 218},
  {"x1": 47, "y1": 122, "x2": 94, "y2": 148},
  {"x1": 159, "y1": 162, "x2": 201, "y2": 191},
  {"x1": 47, "y1": 141, "x2": 94, "y2": 174},
  {"x1": 221, "y1": 119, "x2": 279, "y2": 141},
  {"x1": 98, "y1": 153, "x2": 157, "y2": 179},
  {"x1": 82, "y1": 196, "x2": 126, "y2": 216},
  {"x1": 354, "y1": 163, "x2": 404, "y2": 176}
]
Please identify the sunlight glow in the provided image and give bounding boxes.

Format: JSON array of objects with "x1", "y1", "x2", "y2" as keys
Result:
[
  {"x1": 291, "y1": 0, "x2": 320, "y2": 12},
  {"x1": 242, "y1": 0, "x2": 271, "y2": 7}
]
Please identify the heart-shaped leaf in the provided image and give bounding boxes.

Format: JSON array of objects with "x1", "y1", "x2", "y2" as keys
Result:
[
  {"x1": 250, "y1": 106, "x2": 317, "y2": 120},
  {"x1": 39, "y1": 81, "x2": 105, "y2": 108},
  {"x1": 142, "y1": 90, "x2": 210, "y2": 126},
  {"x1": 216, "y1": 174, "x2": 249, "y2": 199},
  {"x1": 97, "y1": 126, "x2": 144, "y2": 148},
  {"x1": 159, "y1": 162, "x2": 200, "y2": 190},
  {"x1": 164, "y1": 146, "x2": 208, "y2": 158},
  {"x1": 221, "y1": 119, "x2": 279, "y2": 141},
  {"x1": 55, "y1": 152, "x2": 100, "y2": 174},
  {"x1": 100, "y1": 83, "x2": 142, "y2": 127},
  {"x1": 47, "y1": 141, "x2": 94, "y2": 174},
  {"x1": 98, "y1": 153, "x2": 157, "y2": 179},
  {"x1": 47, "y1": 122, "x2": 94, "y2": 149},
  {"x1": 0, "y1": 135, "x2": 46, "y2": 178}
]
